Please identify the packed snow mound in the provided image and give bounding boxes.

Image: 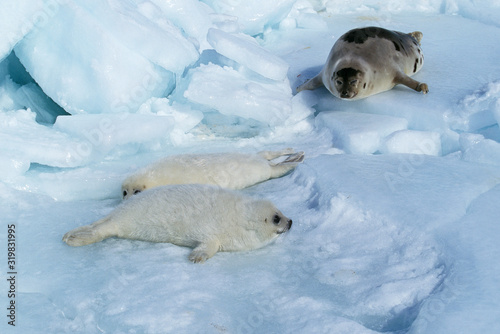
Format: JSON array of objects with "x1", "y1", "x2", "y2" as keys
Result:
[
  {"x1": 381, "y1": 130, "x2": 442, "y2": 156},
  {"x1": 447, "y1": 81, "x2": 500, "y2": 132},
  {"x1": 317, "y1": 111, "x2": 408, "y2": 154}
]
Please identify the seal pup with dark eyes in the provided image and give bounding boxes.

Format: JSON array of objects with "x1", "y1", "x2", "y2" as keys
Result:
[
  {"x1": 63, "y1": 184, "x2": 292, "y2": 263},
  {"x1": 297, "y1": 26, "x2": 428, "y2": 100},
  {"x1": 121, "y1": 149, "x2": 305, "y2": 200}
]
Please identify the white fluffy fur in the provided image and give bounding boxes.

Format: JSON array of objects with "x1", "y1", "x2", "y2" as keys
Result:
[
  {"x1": 121, "y1": 149, "x2": 304, "y2": 199},
  {"x1": 63, "y1": 184, "x2": 292, "y2": 263}
]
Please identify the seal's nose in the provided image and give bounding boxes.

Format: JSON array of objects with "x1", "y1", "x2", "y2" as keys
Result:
[{"x1": 288, "y1": 219, "x2": 292, "y2": 229}]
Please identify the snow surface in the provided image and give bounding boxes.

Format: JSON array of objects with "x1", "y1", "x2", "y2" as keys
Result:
[{"x1": 1, "y1": 0, "x2": 500, "y2": 333}]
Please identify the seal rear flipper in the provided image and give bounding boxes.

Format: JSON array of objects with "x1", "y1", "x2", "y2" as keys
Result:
[
  {"x1": 296, "y1": 73, "x2": 324, "y2": 92},
  {"x1": 258, "y1": 148, "x2": 295, "y2": 160},
  {"x1": 270, "y1": 151, "x2": 305, "y2": 178},
  {"x1": 188, "y1": 239, "x2": 221, "y2": 263},
  {"x1": 394, "y1": 72, "x2": 429, "y2": 94},
  {"x1": 282, "y1": 151, "x2": 305, "y2": 164}
]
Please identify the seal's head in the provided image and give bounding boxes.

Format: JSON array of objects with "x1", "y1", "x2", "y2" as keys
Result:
[
  {"x1": 333, "y1": 67, "x2": 365, "y2": 99},
  {"x1": 244, "y1": 200, "x2": 292, "y2": 243},
  {"x1": 121, "y1": 180, "x2": 146, "y2": 199},
  {"x1": 269, "y1": 211, "x2": 293, "y2": 235}
]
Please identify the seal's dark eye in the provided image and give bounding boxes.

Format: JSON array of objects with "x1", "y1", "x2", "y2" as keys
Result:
[
  {"x1": 273, "y1": 214, "x2": 281, "y2": 225},
  {"x1": 350, "y1": 79, "x2": 358, "y2": 85},
  {"x1": 133, "y1": 190, "x2": 141, "y2": 195},
  {"x1": 123, "y1": 190, "x2": 127, "y2": 198},
  {"x1": 336, "y1": 80, "x2": 343, "y2": 86}
]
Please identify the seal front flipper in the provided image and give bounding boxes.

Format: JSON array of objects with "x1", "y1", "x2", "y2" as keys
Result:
[
  {"x1": 296, "y1": 73, "x2": 324, "y2": 92},
  {"x1": 189, "y1": 239, "x2": 221, "y2": 263},
  {"x1": 409, "y1": 31, "x2": 423, "y2": 44},
  {"x1": 394, "y1": 72, "x2": 429, "y2": 94}
]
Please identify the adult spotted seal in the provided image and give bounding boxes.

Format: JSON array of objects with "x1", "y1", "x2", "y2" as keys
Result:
[{"x1": 297, "y1": 26, "x2": 428, "y2": 100}]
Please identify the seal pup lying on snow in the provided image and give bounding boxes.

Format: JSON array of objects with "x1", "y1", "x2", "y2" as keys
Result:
[
  {"x1": 63, "y1": 184, "x2": 292, "y2": 263},
  {"x1": 297, "y1": 26, "x2": 428, "y2": 100},
  {"x1": 121, "y1": 149, "x2": 304, "y2": 199}
]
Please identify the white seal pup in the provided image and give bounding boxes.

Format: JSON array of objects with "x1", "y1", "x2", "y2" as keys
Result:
[
  {"x1": 63, "y1": 184, "x2": 292, "y2": 263},
  {"x1": 297, "y1": 26, "x2": 428, "y2": 100},
  {"x1": 121, "y1": 149, "x2": 304, "y2": 199}
]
